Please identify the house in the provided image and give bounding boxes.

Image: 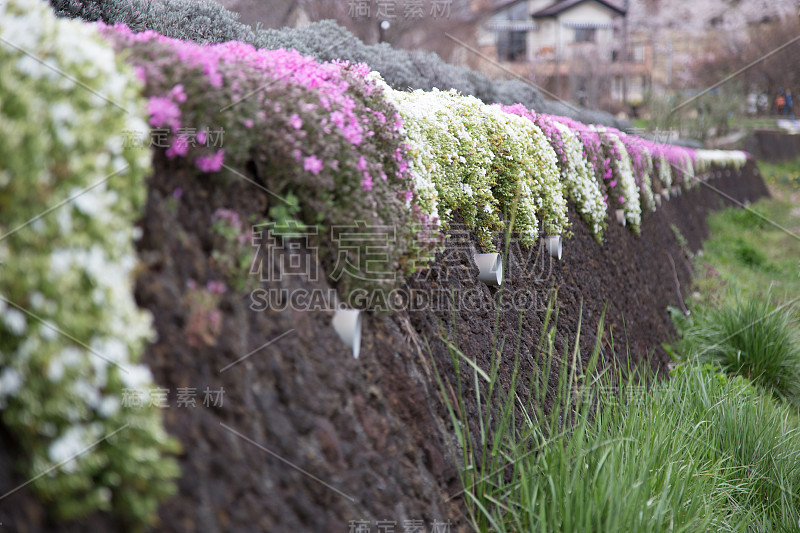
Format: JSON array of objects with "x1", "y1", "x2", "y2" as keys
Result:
[{"x1": 482, "y1": 0, "x2": 652, "y2": 109}]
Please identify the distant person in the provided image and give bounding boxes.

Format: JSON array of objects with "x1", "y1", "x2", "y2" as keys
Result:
[
  {"x1": 746, "y1": 92, "x2": 757, "y2": 114},
  {"x1": 776, "y1": 89, "x2": 786, "y2": 115},
  {"x1": 785, "y1": 90, "x2": 794, "y2": 119},
  {"x1": 757, "y1": 93, "x2": 769, "y2": 114}
]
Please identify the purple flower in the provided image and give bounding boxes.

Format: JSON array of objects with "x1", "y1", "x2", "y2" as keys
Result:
[
  {"x1": 148, "y1": 96, "x2": 181, "y2": 130},
  {"x1": 170, "y1": 84, "x2": 187, "y2": 103},
  {"x1": 618, "y1": 196, "x2": 626, "y2": 204},
  {"x1": 166, "y1": 134, "x2": 190, "y2": 158},
  {"x1": 133, "y1": 65, "x2": 147, "y2": 82},
  {"x1": 196, "y1": 149, "x2": 225, "y2": 173},
  {"x1": 289, "y1": 114, "x2": 303, "y2": 130},
  {"x1": 303, "y1": 155, "x2": 323, "y2": 175},
  {"x1": 206, "y1": 280, "x2": 227, "y2": 294},
  {"x1": 361, "y1": 172, "x2": 373, "y2": 191},
  {"x1": 172, "y1": 187, "x2": 183, "y2": 199},
  {"x1": 357, "y1": 155, "x2": 367, "y2": 171},
  {"x1": 212, "y1": 208, "x2": 241, "y2": 227},
  {"x1": 609, "y1": 180, "x2": 617, "y2": 188}
]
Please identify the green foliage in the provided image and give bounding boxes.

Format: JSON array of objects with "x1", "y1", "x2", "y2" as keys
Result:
[
  {"x1": 732, "y1": 237, "x2": 767, "y2": 267},
  {"x1": 0, "y1": 1, "x2": 179, "y2": 528},
  {"x1": 679, "y1": 294, "x2": 800, "y2": 406},
  {"x1": 759, "y1": 156, "x2": 800, "y2": 191},
  {"x1": 435, "y1": 301, "x2": 800, "y2": 532}
]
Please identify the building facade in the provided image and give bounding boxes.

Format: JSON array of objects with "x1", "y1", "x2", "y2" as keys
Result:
[{"x1": 483, "y1": 0, "x2": 652, "y2": 110}]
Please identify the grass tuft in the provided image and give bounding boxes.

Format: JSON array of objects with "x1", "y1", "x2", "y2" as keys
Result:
[
  {"x1": 680, "y1": 294, "x2": 800, "y2": 407},
  {"x1": 434, "y1": 298, "x2": 800, "y2": 532}
]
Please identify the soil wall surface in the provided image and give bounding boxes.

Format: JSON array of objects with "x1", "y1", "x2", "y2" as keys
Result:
[
  {"x1": 0, "y1": 160, "x2": 769, "y2": 532},
  {"x1": 744, "y1": 129, "x2": 800, "y2": 162}
]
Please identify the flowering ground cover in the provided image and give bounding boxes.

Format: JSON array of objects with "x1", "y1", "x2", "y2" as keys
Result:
[
  {"x1": 0, "y1": 0, "x2": 179, "y2": 529},
  {"x1": 100, "y1": 21, "x2": 751, "y2": 261}
]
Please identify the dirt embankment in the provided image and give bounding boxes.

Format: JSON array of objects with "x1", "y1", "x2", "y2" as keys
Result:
[{"x1": 0, "y1": 159, "x2": 769, "y2": 532}]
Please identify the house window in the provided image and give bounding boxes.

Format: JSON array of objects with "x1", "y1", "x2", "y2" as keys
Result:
[
  {"x1": 632, "y1": 44, "x2": 645, "y2": 63},
  {"x1": 574, "y1": 27, "x2": 596, "y2": 43},
  {"x1": 498, "y1": 30, "x2": 527, "y2": 62}
]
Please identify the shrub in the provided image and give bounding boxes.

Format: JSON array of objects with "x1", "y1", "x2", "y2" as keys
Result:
[
  {"x1": 551, "y1": 114, "x2": 613, "y2": 193},
  {"x1": 0, "y1": 0, "x2": 179, "y2": 528},
  {"x1": 499, "y1": 104, "x2": 607, "y2": 241},
  {"x1": 382, "y1": 85, "x2": 568, "y2": 250},
  {"x1": 101, "y1": 24, "x2": 441, "y2": 307},
  {"x1": 650, "y1": 152, "x2": 673, "y2": 194},
  {"x1": 611, "y1": 129, "x2": 656, "y2": 212},
  {"x1": 596, "y1": 127, "x2": 643, "y2": 233},
  {"x1": 50, "y1": 0, "x2": 257, "y2": 43},
  {"x1": 50, "y1": 0, "x2": 629, "y2": 130},
  {"x1": 680, "y1": 295, "x2": 800, "y2": 406}
]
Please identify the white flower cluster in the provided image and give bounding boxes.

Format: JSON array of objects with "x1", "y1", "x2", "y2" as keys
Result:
[
  {"x1": 694, "y1": 149, "x2": 749, "y2": 173},
  {"x1": 655, "y1": 154, "x2": 673, "y2": 191},
  {"x1": 680, "y1": 151, "x2": 697, "y2": 189},
  {"x1": 484, "y1": 104, "x2": 567, "y2": 240},
  {"x1": 369, "y1": 63, "x2": 752, "y2": 246},
  {"x1": 383, "y1": 87, "x2": 567, "y2": 249},
  {"x1": 384, "y1": 88, "x2": 499, "y2": 247},
  {"x1": 597, "y1": 128, "x2": 643, "y2": 233},
  {"x1": 367, "y1": 72, "x2": 440, "y2": 221},
  {"x1": 0, "y1": 0, "x2": 176, "y2": 526},
  {"x1": 551, "y1": 120, "x2": 607, "y2": 239},
  {"x1": 626, "y1": 137, "x2": 656, "y2": 213}
]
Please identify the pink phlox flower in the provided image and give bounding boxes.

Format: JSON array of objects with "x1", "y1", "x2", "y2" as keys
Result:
[
  {"x1": 361, "y1": 172, "x2": 373, "y2": 191},
  {"x1": 303, "y1": 155, "x2": 323, "y2": 175},
  {"x1": 289, "y1": 114, "x2": 303, "y2": 130},
  {"x1": 148, "y1": 96, "x2": 181, "y2": 130},
  {"x1": 166, "y1": 134, "x2": 190, "y2": 158},
  {"x1": 206, "y1": 280, "x2": 227, "y2": 295},
  {"x1": 170, "y1": 84, "x2": 187, "y2": 103},
  {"x1": 196, "y1": 149, "x2": 226, "y2": 173}
]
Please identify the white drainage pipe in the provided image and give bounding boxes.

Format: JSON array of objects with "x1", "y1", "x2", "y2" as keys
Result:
[
  {"x1": 332, "y1": 309, "x2": 362, "y2": 359},
  {"x1": 473, "y1": 253, "x2": 503, "y2": 287},
  {"x1": 544, "y1": 235, "x2": 562, "y2": 260},
  {"x1": 615, "y1": 209, "x2": 626, "y2": 227}
]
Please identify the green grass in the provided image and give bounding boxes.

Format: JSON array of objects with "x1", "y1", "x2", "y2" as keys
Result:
[
  {"x1": 434, "y1": 299, "x2": 800, "y2": 532},
  {"x1": 692, "y1": 160, "x2": 800, "y2": 309},
  {"x1": 680, "y1": 159, "x2": 800, "y2": 404},
  {"x1": 679, "y1": 295, "x2": 800, "y2": 407}
]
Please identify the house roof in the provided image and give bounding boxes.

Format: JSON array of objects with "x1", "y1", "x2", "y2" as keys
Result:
[{"x1": 532, "y1": 0, "x2": 626, "y2": 18}]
